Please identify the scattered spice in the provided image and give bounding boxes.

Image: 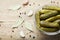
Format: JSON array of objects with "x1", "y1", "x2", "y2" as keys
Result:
[
  {"x1": 20, "y1": 13, "x2": 21, "y2": 15},
  {"x1": 10, "y1": 36, "x2": 12, "y2": 38},
  {"x1": 51, "y1": 1, "x2": 55, "y2": 3},
  {"x1": 19, "y1": 16, "x2": 20, "y2": 17},
  {"x1": 0, "y1": 38, "x2": 2, "y2": 40},
  {"x1": 12, "y1": 30, "x2": 14, "y2": 32},
  {"x1": 29, "y1": 35, "x2": 31, "y2": 37},
  {"x1": 51, "y1": 1, "x2": 53, "y2": 3},
  {"x1": 29, "y1": 4, "x2": 31, "y2": 6},
  {"x1": 33, "y1": 36, "x2": 35, "y2": 39},
  {"x1": 23, "y1": 0, "x2": 29, "y2": 6}
]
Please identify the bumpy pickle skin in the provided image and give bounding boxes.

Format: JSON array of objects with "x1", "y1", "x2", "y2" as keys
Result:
[
  {"x1": 35, "y1": 11, "x2": 41, "y2": 28},
  {"x1": 40, "y1": 11, "x2": 58, "y2": 20},
  {"x1": 40, "y1": 27, "x2": 58, "y2": 32},
  {"x1": 42, "y1": 5, "x2": 60, "y2": 11},
  {"x1": 40, "y1": 9, "x2": 52, "y2": 13},
  {"x1": 45, "y1": 15, "x2": 60, "y2": 22},
  {"x1": 35, "y1": 5, "x2": 60, "y2": 32},
  {"x1": 54, "y1": 20, "x2": 60, "y2": 26},
  {"x1": 54, "y1": 20, "x2": 60, "y2": 23},
  {"x1": 40, "y1": 21, "x2": 59, "y2": 28}
]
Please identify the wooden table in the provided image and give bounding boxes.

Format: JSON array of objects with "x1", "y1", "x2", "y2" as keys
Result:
[{"x1": 0, "y1": 0, "x2": 60, "y2": 40}]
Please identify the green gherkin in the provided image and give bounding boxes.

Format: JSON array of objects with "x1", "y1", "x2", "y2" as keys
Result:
[
  {"x1": 54, "y1": 20, "x2": 60, "y2": 26},
  {"x1": 40, "y1": 21, "x2": 59, "y2": 28},
  {"x1": 35, "y1": 5, "x2": 60, "y2": 32},
  {"x1": 40, "y1": 11, "x2": 58, "y2": 20},
  {"x1": 45, "y1": 15, "x2": 60, "y2": 22},
  {"x1": 42, "y1": 5, "x2": 60, "y2": 11},
  {"x1": 40, "y1": 27, "x2": 58, "y2": 32},
  {"x1": 35, "y1": 11, "x2": 40, "y2": 28},
  {"x1": 40, "y1": 9, "x2": 52, "y2": 13},
  {"x1": 54, "y1": 20, "x2": 60, "y2": 23}
]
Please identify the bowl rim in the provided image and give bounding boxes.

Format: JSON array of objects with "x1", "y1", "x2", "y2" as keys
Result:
[{"x1": 36, "y1": 26, "x2": 59, "y2": 35}]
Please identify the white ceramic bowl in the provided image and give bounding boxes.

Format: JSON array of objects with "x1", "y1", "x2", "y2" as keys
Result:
[
  {"x1": 36, "y1": 24, "x2": 60, "y2": 35},
  {"x1": 40, "y1": 29, "x2": 60, "y2": 35}
]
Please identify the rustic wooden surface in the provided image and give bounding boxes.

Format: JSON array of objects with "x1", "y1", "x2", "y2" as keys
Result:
[{"x1": 0, "y1": 0, "x2": 60, "y2": 40}]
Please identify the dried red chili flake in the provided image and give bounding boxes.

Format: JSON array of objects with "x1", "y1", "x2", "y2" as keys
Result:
[{"x1": 23, "y1": 1, "x2": 29, "y2": 6}]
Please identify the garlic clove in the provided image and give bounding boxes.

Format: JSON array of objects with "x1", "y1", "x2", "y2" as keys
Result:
[
  {"x1": 24, "y1": 21, "x2": 33, "y2": 31},
  {"x1": 26, "y1": 10, "x2": 33, "y2": 17},
  {"x1": 12, "y1": 18, "x2": 24, "y2": 28},
  {"x1": 19, "y1": 31, "x2": 25, "y2": 38}
]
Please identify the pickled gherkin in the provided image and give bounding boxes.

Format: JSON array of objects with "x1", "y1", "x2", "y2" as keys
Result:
[
  {"x1": 35, "y1": 11, "x2": 40, "y2": 28},
  {"x1": 35, "y1": 5, "x2": 60, "y2": 32},
  {"x1": 54, "y1": 20, "x2": 60, "y2": 23},
  {"x1": 40, "y1": 21, "x2": 59, "y2": 28},
  {"x1": 40, "y1": 27, "x2": 58, "y2": 32},
  {"x1": 42, "y1": 5, "x2": 60, "y2": 11},
  {"x1": 54, "y1": 20, "x2": 60, "y2": 25},
  {"x1": 40, "y1": 11, "x2": 58, "y2": 20},
  {"x1": 40, "y1": 9, "x2": 52, "y2": 13},
  {"x1": 45, "y1": 15, "x2": 60, "y2": 22}
]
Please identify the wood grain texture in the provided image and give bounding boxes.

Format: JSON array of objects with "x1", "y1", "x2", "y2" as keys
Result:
[{"x1": 0, "y1": 0, "x2": 60, "y2": 40}]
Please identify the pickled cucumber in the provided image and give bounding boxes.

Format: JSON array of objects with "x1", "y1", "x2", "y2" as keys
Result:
[
  {"x1": 54, "y1": 20, "x2": 60, "y2": 22},
  {"x1": 42, "y1": 5, "x2": 60, "y2": 11},
  {"x1": 40, "y1": 27, "x2": 58, "y2": 32},
  {"x1": 40, "y1": 9, "x2": 52, "y2": 13},
  {"x1": 40, "y1": 21, "x2": 59, "y2": 28},
  {"x1": 45, "y1": 15, "x2": 60, "y2": 22},
  {"x1": 54, "y1": 20, "x2": 60, "y2": 25},
  {"x1": 35, "y1": 5, "x2": 60, "y2": 32},
  {"x1": 35, "y1": 11, "x2": 40, "y2": 27},
  {"x1": 40, "y1": 11, "x2": 58, "y2": 20}
]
